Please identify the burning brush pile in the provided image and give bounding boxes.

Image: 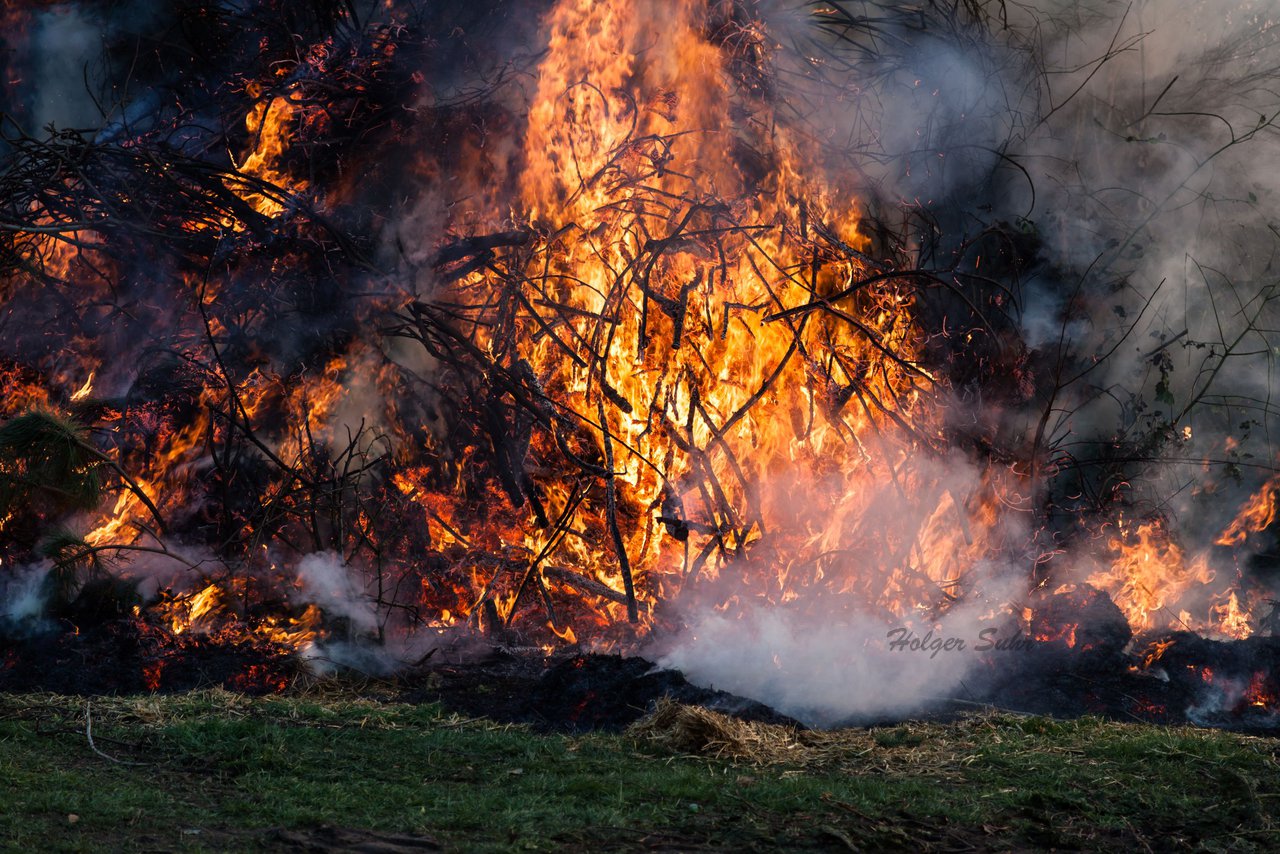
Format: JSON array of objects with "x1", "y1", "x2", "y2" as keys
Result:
[{"x1": 3, "y1": 0, "x2": 1280, "y2": 730}]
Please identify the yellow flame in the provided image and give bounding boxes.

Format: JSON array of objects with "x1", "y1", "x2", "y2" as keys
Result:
[
  {"x1": 1090, "y1": 520, "x2": 1214, "y2": 635},
  {"x1": 1216, "y1": 472, "x2": 1280, "y2": 547},
  {"x1": 231, "y1": 95, "x2": 307, "y2": 218},
  {"x1": 70, "y1": 372, "x2": 95, "y2": 402}
]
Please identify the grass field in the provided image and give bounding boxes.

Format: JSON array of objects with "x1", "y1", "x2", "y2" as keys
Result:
[{"x1": 1, "y1": 689, "x2": 1278, "y2": 851}]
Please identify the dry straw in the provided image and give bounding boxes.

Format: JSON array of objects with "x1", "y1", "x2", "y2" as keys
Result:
[{"x1": 627, "y1": 698, "x2": 817, "y2": 764}]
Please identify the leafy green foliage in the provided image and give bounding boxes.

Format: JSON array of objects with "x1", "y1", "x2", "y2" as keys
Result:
[
  {"x1": 0, "y1": 411, "x2": 104, "y2": 520},
  {"x1": 35, "y1": 528, "x2": 113, "y2": 612}
]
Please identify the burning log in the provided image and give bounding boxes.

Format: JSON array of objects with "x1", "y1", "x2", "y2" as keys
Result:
[
  {"x1": 432, "y1": 230, "x2": 532, "y2": 281},
  {"x1": 542, "y1": 565, "x2": 629, "y2": 607}
]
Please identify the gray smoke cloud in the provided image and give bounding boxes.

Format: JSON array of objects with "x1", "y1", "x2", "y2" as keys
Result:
[
  {"x1": 294, "y1": 551, "x2": 480, "y2": 676},
  {"x1": 27, "y1": 7, "x2": 102, "y2": 131},
  {"x1": 0, "y1": 561, "x2": 52, "y2": 631},
  {"x1": 296, "y1": 552, "x2": 380, "y2": 635},
  {"x1": 995, "y1": 1, "x2": 1280, "y2": 548}
]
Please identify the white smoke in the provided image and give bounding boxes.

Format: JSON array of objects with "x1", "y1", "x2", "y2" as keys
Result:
[
  {"x1": 296, "y1": 552, "x2": 380, "y2": 634},
  {"x1": 653, "y1": 575, "x2": 1026, "y2": 726},
  {"x1": 294, "y1": 551, "x2": 470, "y2": 676},
  {"x1": 0, "y1": 561, "x2": 53, "y2": 631},
  {"x1": 648, "y1": 447, "x2": 1033, "y2": 724}
]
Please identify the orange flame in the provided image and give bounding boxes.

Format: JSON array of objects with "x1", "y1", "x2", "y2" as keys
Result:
[
  {"x1": 402, "y1": 0, "x2": 1029, "y2": 639},
  {"x1": 1244, "y1": 672, "x2": 1275, "y2": 709},
  {"x1": 1090, "y1": 519, "x2": 1214, "y2": 635},
  {"x1": 231, "y1": 94, "x2": 309, "y2": 218},
  {"x1": 1216, "y1": 472, "x2": 1280, "y2": 547}
]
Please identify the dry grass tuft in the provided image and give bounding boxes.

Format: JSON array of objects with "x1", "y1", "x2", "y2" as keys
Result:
[{"x1": 627, "y1": 698, "x2": 809, "y2": 763}]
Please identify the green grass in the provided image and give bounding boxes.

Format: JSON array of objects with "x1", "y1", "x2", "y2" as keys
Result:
[{"x1": 1, "y1": 690, "x2": 1278, "y2": 852}]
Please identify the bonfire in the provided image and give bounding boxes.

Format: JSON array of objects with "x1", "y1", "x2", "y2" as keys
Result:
[{"x1": 2, "y1": 0, "x2": 1279, "y2": 731}]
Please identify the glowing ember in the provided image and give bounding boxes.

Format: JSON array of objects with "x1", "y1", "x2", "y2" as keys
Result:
[
  {"x1": 142, "y1": 661, "x2": 163, "y2": 692},
  {"x1": 1244, "y1": 672, "x2": 1276, "y2": 709}
]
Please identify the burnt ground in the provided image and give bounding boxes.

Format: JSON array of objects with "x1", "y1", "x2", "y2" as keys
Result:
[
  {"x1": 0, "y1": 618, "x2": 798, "y2": 731},
  {"x1": 398, "y1": 648, "x2": 802, "y2": 732},
  {"x1": 4, "y1": 612, "x2": 1280, "y2": 734},
  {"x1": 0, "y1": 617, "x2": 300, "y2": 695}
]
